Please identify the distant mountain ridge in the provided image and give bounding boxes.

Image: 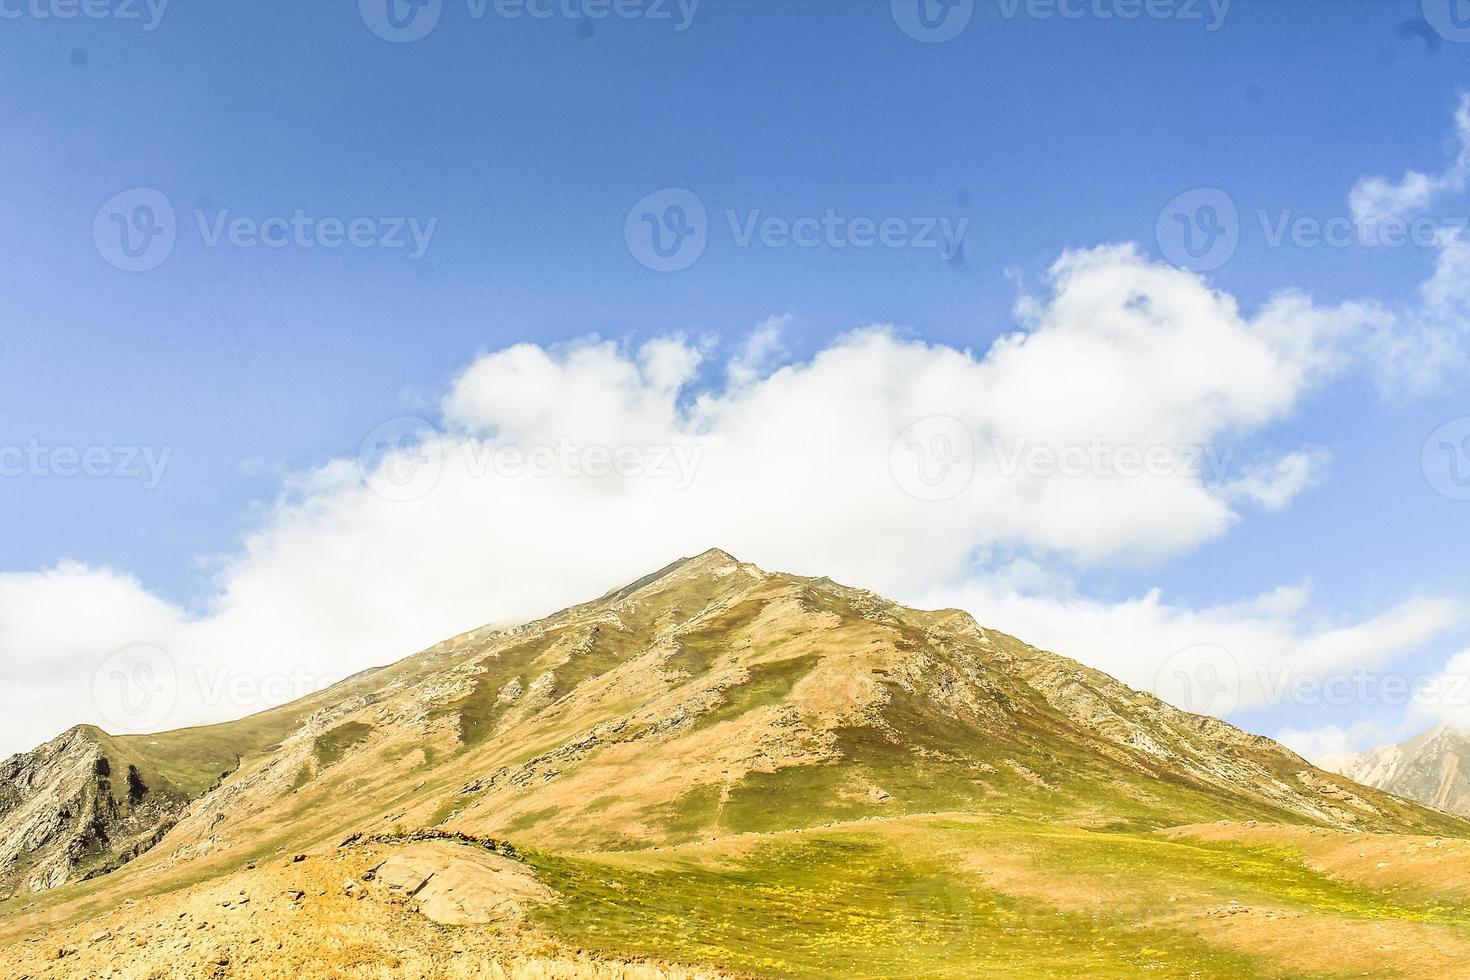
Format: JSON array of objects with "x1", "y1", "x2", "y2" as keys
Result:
[
  {"x1": 1321, "y1": 724, "x2": 1470, "y2": 818},
  {"x1": 2, "y1": 548, "x2": 1464, "y2": 902}
]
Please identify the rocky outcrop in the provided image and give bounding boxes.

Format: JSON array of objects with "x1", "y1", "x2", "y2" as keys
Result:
[{"x1": 0, "y1": 726, "x2": 186, "y2": 898}]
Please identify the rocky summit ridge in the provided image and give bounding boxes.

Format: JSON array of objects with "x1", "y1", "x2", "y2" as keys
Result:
[{"x1": 2, "y1": 548, "x2": 1463, "y2": 904}]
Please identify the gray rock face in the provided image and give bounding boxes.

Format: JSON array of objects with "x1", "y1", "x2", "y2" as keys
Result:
[
  {"x1": 0, "y1": 726, "x2": 184, "y2": 898},
  {"x1": 1321, "y1": 725, "x2": 1470, "y2": 817}
]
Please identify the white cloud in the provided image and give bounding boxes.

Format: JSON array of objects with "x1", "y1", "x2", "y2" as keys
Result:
[
  {"x1": 1275, "y1": 720, "x2": 1408, "y2": 767},
  {"x1": 1220, "y1": 449, "x2": 1329, "y2": 512},
  {"x1": 3, "y1": 240, "x2": 1457, "y2": 759},
  {"x1": 726, "y1": 314, "x2": 788, "y2": 388},
  {"x1": 1279, "y1": 645, "x2": 1470, "y2": 764},
  {"x1": 11, "y1": 105, "x2": 1470, "y2": 759},
  {"x1": 1349, "y1": 94, "x2": 1470, "y2": 229},
  {"x1": 1345, "y1": 94, "x2": 1470, "y2": 394},
  {"x1": 1408, "y1": 647, "x2": 1470, "y2": 731},
  {"x1": 0, "y1": 565, "x2": 187, "y2": 754},
  {"x1": 914, "y1": 577, "x2": 1462, "y2": 717}
]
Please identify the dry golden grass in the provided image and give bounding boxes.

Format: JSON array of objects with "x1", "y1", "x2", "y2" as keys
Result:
[{"x1": 1, "y1": 840, "x2": 729, "y2": 980}]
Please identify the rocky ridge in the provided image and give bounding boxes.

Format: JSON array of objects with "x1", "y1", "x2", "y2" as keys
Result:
[{"x1": 3, "y1": 549, "x2": 1464, "y2": 905}]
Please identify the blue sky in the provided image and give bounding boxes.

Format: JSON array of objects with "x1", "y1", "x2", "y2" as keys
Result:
[{"x1": 2, "y1": 0, "x2": 1470, "y2": 759}]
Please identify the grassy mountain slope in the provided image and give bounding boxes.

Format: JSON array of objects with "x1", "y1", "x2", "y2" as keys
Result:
[{"x1": 4, "y1": 550, "x2": 1470, "y2": 978}]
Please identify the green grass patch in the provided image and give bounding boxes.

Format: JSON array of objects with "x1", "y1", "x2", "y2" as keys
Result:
[
  {"x1": 527, "y1": 829, "x2": 1297, "y2": 979},
  {"x1": 1035, "y1": 827, "x2": 1470, "y2": 925},
  {"x1": 312, "y1": 721, "x2": 374, "y2": 769},
  {"x1": 693, "y1": 654, "x2": 822, "y2": 731}
]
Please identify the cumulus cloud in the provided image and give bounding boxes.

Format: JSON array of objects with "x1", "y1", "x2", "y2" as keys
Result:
[
  {"x1": 1275, "y1": 720, "x2": 1410, "y2": 767},
  {"x1": 1403, "y1": 647, "x2": 1470, "y2": 731},
  {"x1": 0, "y1": 565, "x2": 187, "y2": 756},
  {"x1": 1220, "y1": 449, "x2": 1330, "y2": 512},
  {"x1": 726, "y1": 314, "x2": 788, "y2": 388},
  {"x1": 1347, "y1": 94, "x2": 1470, "y2": 393},
  {"x1": 1349, "y1": 94, "x2": 1470, "y2": 229},
  {"x1": 11, "y1": 102, "x2": 1470, "y2": 759},
  {"x1": 1274, "y1": 645, "x2": 1470, "y2": 764},
  {"x1": 3, "y1": 240, "x2": 1459, "y2": 759},
  {"x1": 914, "y1": 577, "x2": 1462, "y2": 718}
]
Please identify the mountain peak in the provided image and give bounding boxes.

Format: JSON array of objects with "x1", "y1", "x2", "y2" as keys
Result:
[
  {"x1": 596, "y1": 548, "x2": 749, "y2": 604},
  {"x1": 9, "y1": 554, "x2": 1470, "y2": 980},
  {"x1": 675, "y1": 546, "x2": 741, "y2": 571},
  {"x1": 4, "y1": 552, "x2": 1464, "y2": 905},
  {"x1": 1324, "y1": 723, "x2": 1470, "y2": 818}
]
